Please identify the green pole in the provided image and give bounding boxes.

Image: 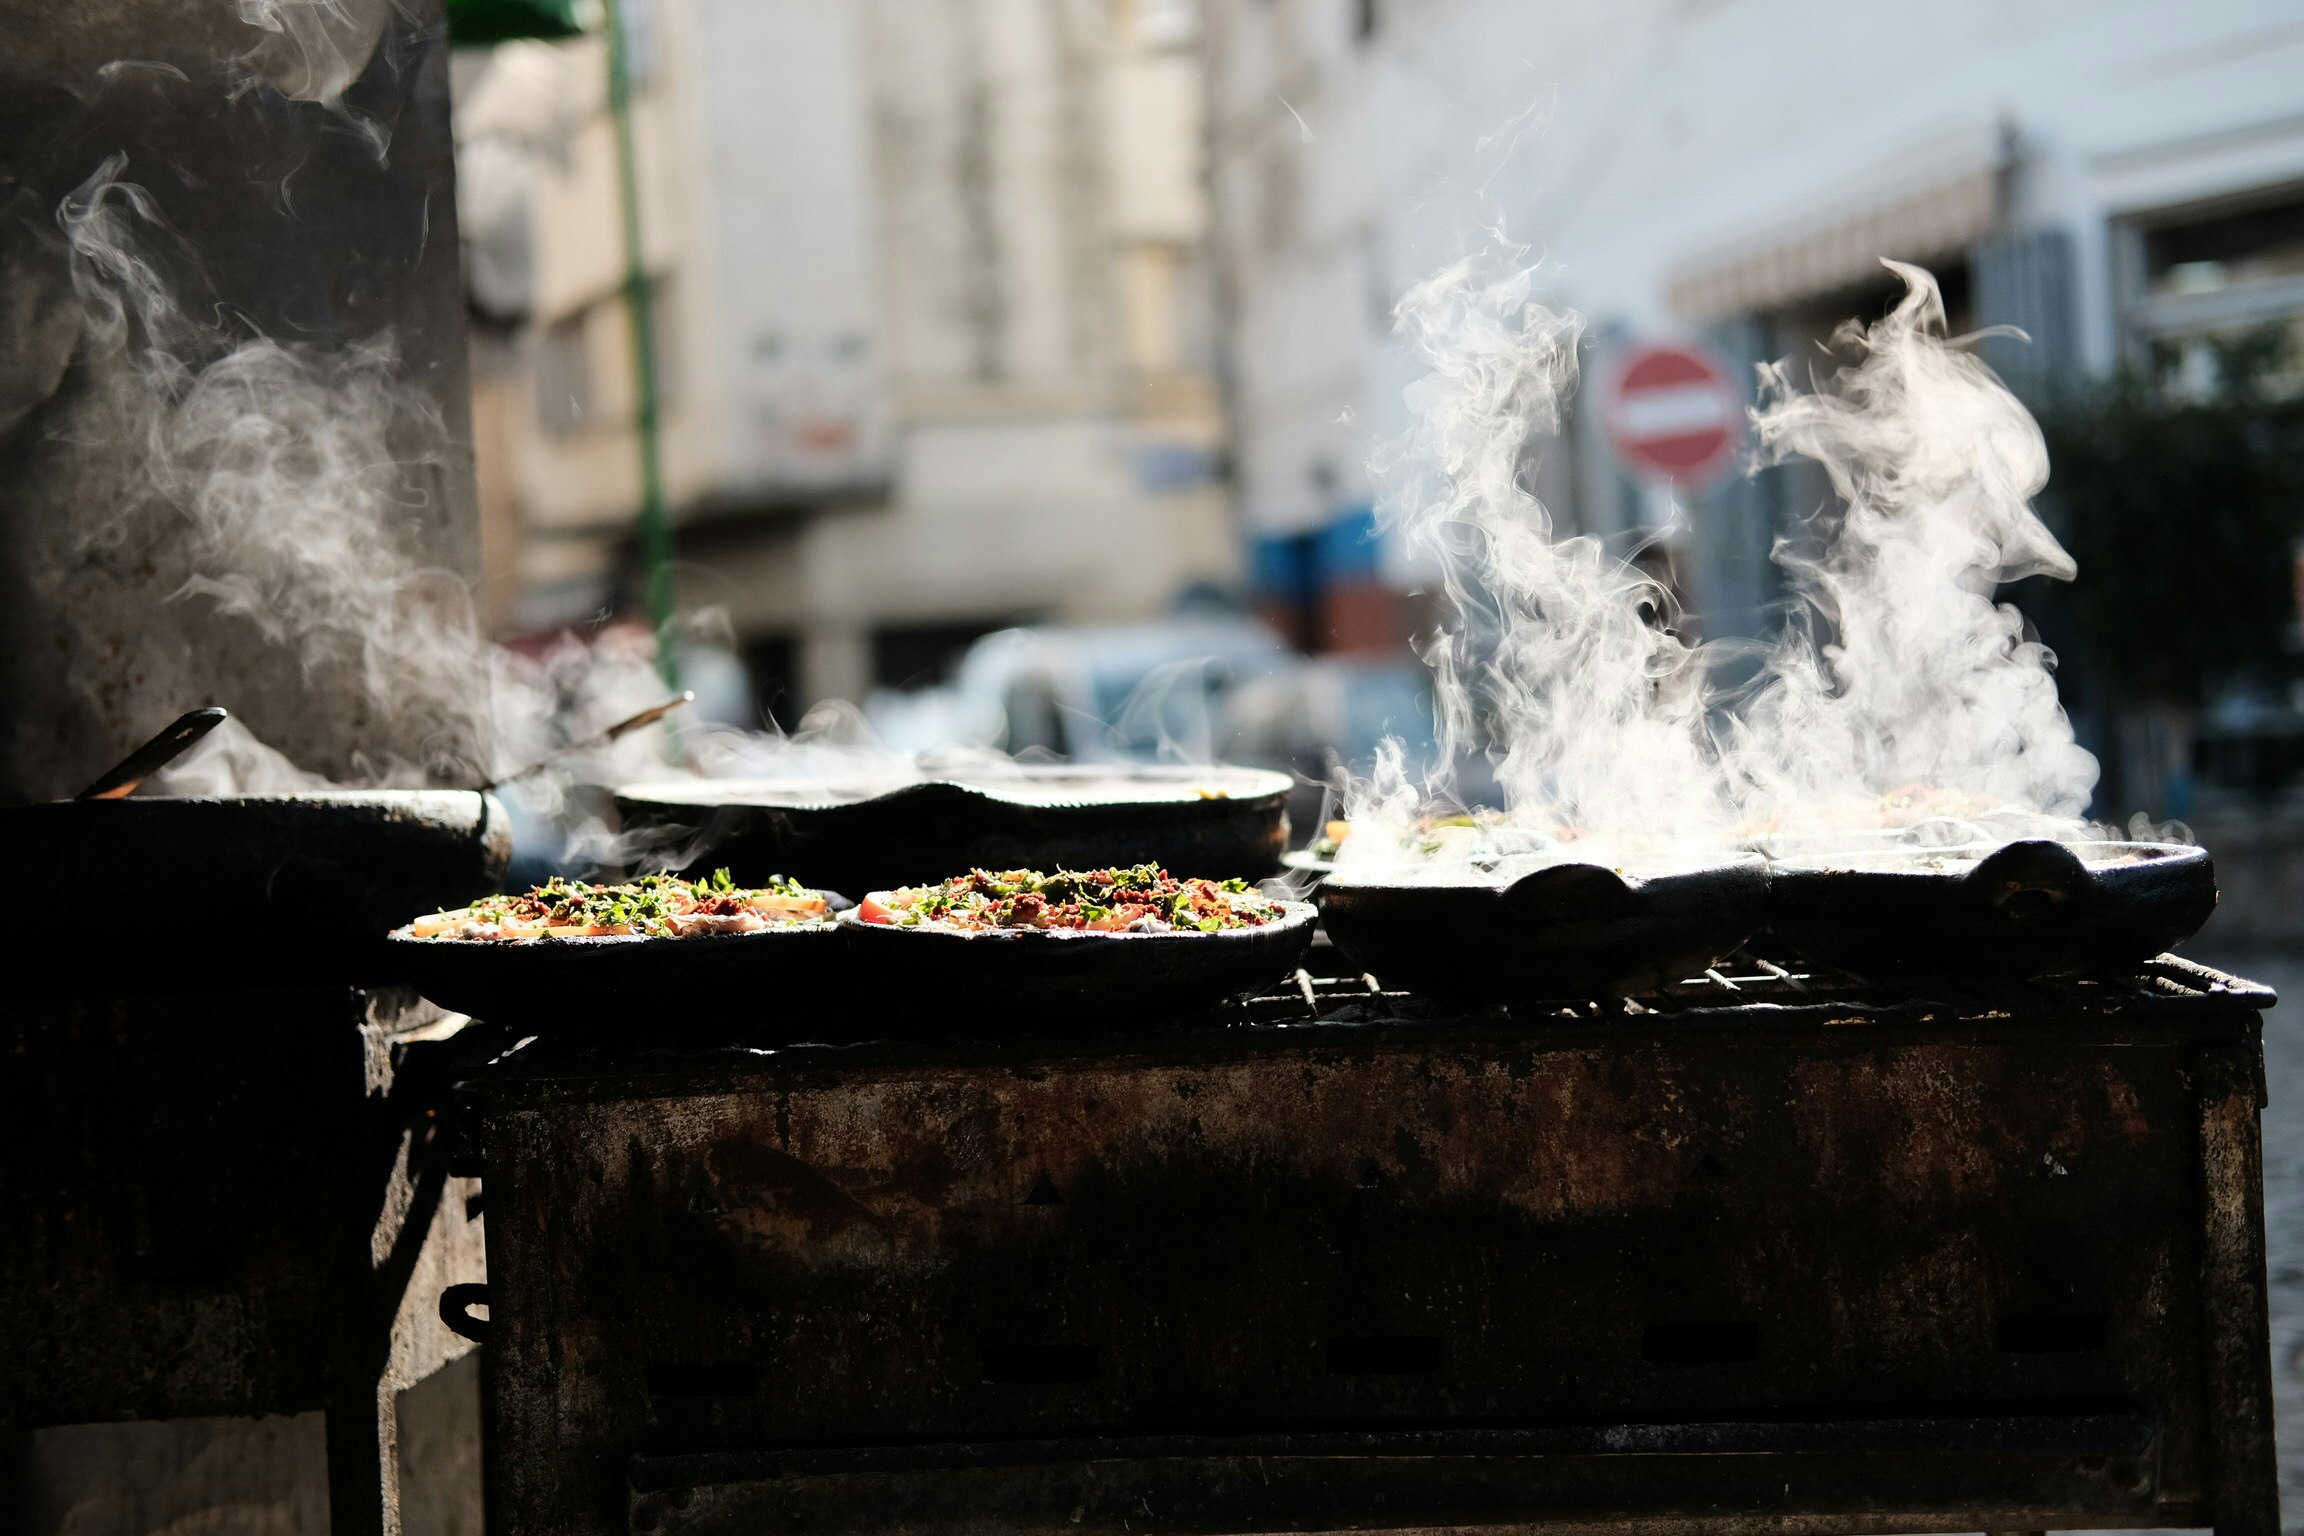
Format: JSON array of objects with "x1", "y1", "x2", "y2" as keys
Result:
[{"x1": 604, "y1": 0, "x2": 678, "y2": 687}]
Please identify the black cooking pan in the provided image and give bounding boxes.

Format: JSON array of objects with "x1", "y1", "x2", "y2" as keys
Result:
[
  {"x1": 1765, "y1": 839, "x2": 2216, "y2": 983},
  {"x1": 1319, "y1": 858, "x2": 1769, "y2": 1003},
  {"x1": 834, "y1": 900, "x2": 1320, "y2": 1024},
  {"x1": 385, "y1": 921, "x2": 846, "y2": 1028},
  {"x1": 614, "y1": 765, "x2": 1294, "y2": 894},
  {"x1": 0, "y1": 791, "x2": 512, "y2": 994}
]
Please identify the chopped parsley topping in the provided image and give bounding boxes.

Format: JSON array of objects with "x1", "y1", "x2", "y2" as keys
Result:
[{"x1": 408, "y1": 869, "x2": 828, "y2": 941}]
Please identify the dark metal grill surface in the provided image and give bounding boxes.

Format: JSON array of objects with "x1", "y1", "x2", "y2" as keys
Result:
[{"x1": 460, "y1": 947, "x2": 2280, "y2": 1536}]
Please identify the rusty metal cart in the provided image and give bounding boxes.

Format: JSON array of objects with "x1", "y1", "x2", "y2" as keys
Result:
[
  {"x1": 0, "y1": 986, "x2": 490, "y2": 1536},
  {"x1": 457, "y1": 953, "x2": 2280, "y2": 1536}
]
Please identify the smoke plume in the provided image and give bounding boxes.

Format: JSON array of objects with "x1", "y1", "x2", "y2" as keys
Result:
[
  {"x1": 63, "y1": 154, "x2": 495, "y2": 786},
  {"x1": 1339, "y1": 227, "x2": 1733, "y2": 875},
  {"x1": 1725, "y1": 262, "x2": 2101, "y2": 847},
  {"x1": 1340, "y1": 248, "x2": 2117, "y2": 877}
]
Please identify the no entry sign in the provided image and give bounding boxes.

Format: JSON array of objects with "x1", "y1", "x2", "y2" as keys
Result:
[{"x1": 1600, "y1": 341, "x2": 1741, "y2": 488}]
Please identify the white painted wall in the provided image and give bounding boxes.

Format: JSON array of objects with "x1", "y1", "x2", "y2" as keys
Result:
[
  {"x1": 689, "y1": 0, "x2": 892, "y2": 498},
  {"x1": 1208, "y1": 0, "x2": 2304, "y2": 539}
]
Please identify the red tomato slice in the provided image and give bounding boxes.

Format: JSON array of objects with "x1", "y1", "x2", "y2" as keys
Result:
[{"x1": 857, "y1": 896, "x2": 898, "y2": 925}]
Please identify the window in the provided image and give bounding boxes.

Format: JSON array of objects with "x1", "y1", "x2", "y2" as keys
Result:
[
  {"x1": 534, "y1": 278, "x2": 678, "y2": 437},
  {"x1": 739, "y1": 632, "x2": 800, "y2": 732},
  {"x1": 2124, "y1": 187, "x2": 2304, "y2": 397},
  {"x1": 871, "y1": 619, "x2": 1019, "y2": 692},
  {"x1": 535, "y1": 311, "x2": 591, "y2": 436}
]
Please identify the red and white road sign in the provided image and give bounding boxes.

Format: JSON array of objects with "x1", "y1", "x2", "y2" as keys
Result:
[{"x1": 1600, "y1": 341, "x2": 1741, "y2": 488}]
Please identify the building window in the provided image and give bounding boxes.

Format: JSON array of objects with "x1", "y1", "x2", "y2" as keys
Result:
[
  {"x1": 1135, "y1": 0, "x2": 1198, "y2": 50},
  {"x1": 871, "y1": 618, "x2": 1023, "y2": 691},
  {"x1": 535, "y1": 310, "x2": 591, "y2": 437},
  {"x1": 533, "y1": 278, "x2": 679, "y2": 437},
  {"x1": 2123, "y1": 186, "x2": 2304, "y2": 397},
  {"x1": 740, "y1": 632, "x2": 800, "y2": 732},
  {"x1": 1354, "y1": 0, "x2": 1379, "y2": 42},
  {"x1": 614, "y1": 0, "x2": 657, "y2": 86}
]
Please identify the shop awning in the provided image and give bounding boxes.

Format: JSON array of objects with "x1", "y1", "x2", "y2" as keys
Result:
[{"x1": 1668, "y1": 124, "x2": 2012, "y2": 322}]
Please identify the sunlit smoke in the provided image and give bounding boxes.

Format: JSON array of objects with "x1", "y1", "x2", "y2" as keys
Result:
[
  {"x1": 1336, "y1": 244, "x2": 2140, "y2": 877},
  {"x1": 1338, "y1": 225, "x2": 1733, "y2": 877},
  {"x1": 62, "y1": 154, "x2": 493, "y2": 785},
  {"x1": 1724, "y1": 261, "x2": 2102, "y2": 849},
  {"x1": 153, "y1": 715, "x2": 335, "y2": 795},
  {"x1": 232, "y1": 0, "x2": 395, "y2": 161}
]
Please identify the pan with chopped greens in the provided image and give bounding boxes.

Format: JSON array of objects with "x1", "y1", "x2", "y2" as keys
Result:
[
  {"x1": 385, "y1": 869, "x2": 841, "y2": 1023},
  {"x1": 840, "y1": 864, "x2": 1318, "y2": 1021}
]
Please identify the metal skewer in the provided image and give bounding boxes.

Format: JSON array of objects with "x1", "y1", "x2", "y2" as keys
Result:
[
  {"x1": 480, "y1": 693, "x2": 693, "y2": 793},
  {"x1": 76, "y1": 707, "x2": 230, "y2": 800}
]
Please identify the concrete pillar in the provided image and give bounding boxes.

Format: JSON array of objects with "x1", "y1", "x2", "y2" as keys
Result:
[{"x1": 0, "y1": 0, "x2": 481, "y2": 799}]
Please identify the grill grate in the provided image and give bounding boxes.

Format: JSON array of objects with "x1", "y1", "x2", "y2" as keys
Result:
[{"x1": 1227, "y1": 944, "x2": 2272, "y2": 1030}]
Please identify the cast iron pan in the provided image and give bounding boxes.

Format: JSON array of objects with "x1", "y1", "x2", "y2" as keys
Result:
[
  {"x1": 834, "y1": 899, "x2": 1320, "y2": 1024},
  {"x1": 1764, "y1": 839, "x2": 2217, "y2": 983},
  {"x1": 614, "y1": 765, "x2": 1294, "y2": 895},
  {"x1": 385, "y1": 921, "x2": 846, "y2": 1028},
  {"x1": 1319, "y1": 858, "x2": 1770, "y2": 1003},
  {"x1": 0, "y1": 791, "x2": 512, "y2": 995}
]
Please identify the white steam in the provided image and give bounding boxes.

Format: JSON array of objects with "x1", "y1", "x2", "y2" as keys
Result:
[
  {"x1": 1725, "y1": 262, "x2": 2101, "y2": 846},
  {"x1": 153, "y1": 715, "x2": 336, "y2": 796},
  {"x1": 1341, "y1": 250, "x2": 2117, "y2": 877},
  {"x1": 64, "y1": 154, "x2": 494, "y2": 786},
  {"x1": 1340, "y1": 229, "x2": 1732, "y2": 875},
  {"x1": 233, "y1": 0, "x2": 395, "y2": 160}
]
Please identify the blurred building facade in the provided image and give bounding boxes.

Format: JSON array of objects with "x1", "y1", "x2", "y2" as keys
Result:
[
  {"x1": 1202, "y1": 0, "x2": 2304, "y2": 724},
  {"x1": 456, "y1": 0, "x2": 1238, "y2": 720}
]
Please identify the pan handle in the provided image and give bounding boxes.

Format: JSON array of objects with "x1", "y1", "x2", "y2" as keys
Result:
[
  {"x1": 1967, "y1": 838, "x2": 2090, "y2": 926},
  {"x1": 439, "y1": 1282, "x2": 492, "y2": 1346},
  {"x1": 1501, "y1": 861, "x2": 1637, "y2": 923}
]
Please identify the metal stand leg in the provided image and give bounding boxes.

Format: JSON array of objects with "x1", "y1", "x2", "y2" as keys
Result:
[
  {"x1": 2197, "y1": 1037, "x2": 2280, "y2": 1536},
  {"x1": 324, "y1": 1073, "x2": 459, "y2": 1536},
  {"x1": 324, "y1": 1369, "x2": 401, "y2": 1536}
]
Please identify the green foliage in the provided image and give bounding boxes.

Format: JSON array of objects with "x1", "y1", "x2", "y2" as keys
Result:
[{"x1": 2030, "y1": 331, "x2": 2304, "y2": 703}]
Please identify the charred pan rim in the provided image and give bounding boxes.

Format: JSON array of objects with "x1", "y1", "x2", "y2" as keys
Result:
[
  {"x1": 1316, "y1": 860, "x2": 1770, "y2": 1002},
  {"x1": 615, "y1": 765, "x2": 1295, "y2": 814},
  {"x1": 1319, "y1": 855, "x2": 1768, "y2": 896},
  {"x1": 836, "y1": 899, "x2": 1321, "y2": 943},
  {"x1": 0, "y1": 791, "x2": 515, "y2": 994},
  {"x1": 1767, "y1": 839, "x2": 2206, "y2": 877}
]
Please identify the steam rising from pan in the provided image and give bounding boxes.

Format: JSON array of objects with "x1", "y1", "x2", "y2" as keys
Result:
[
  {"x1": 1338, "y1": 243, "x2": 2141, "y2": 879},
  {"x1": 1725, "y1": 262, "x2": 2102, "y2": 847},
  {"x1": 1347, "y1": 230, "x2": 1728, "y2": 876},
  {"x1": 51, "y1": 25, "x2": 2155, "y2": 888}
]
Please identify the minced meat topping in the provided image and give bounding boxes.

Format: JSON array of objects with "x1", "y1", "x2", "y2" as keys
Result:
[{"x1": 863, "y1": 865, "x2": 1282, "y2": 933}]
